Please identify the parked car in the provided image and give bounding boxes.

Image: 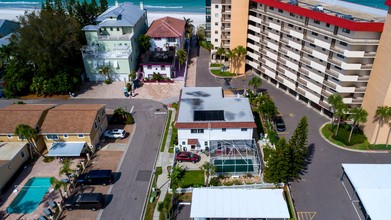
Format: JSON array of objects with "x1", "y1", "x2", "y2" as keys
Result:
[
  {"x1": 64, "y1": 193, "x2": 104, "y2": 211},
  {"x1": 176, "y1": 152, "x2": 200, "y2": 163},
  {"x1": 77, "y1": 170, "x2": 112, "y2": 186},
  {"x1": 103, "y1": 129, "x2": 126, "y2": 139},
  {"x1": 275, "y1": 116, "x2": 286, "y2": 132}
]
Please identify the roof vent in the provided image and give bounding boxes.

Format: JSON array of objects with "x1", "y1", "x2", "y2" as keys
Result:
[
  {"x1": 288, "y1": 0, "x2": 298, "y2": 6},
  {"x1": 312, "y1": 5, "x2": 323, "y2": 12},
  {"x1": 115, "y1": 0, "x2": 119, "y2": 7}
]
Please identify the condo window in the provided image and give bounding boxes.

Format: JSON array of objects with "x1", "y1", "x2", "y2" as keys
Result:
[
  {"x1": 311, "y1": 32, "x2": 318, "y2": 36},
  {"x1": 314, "y1": 20, "x2": 320, "y2": 24},
  {"x1": 182, "y1": 141, "x2": 186, "y2": 145},
  {"x1": 269, "y1": 6, "x2": 274, "y2": 10},
  {"x1": 337, "y1": 54, "x2": 345, "y2": 59},
  {"x1": 326, "y1": 23, "x2": 330, "y2": 27},
  {"x1": 191, "y1": 129, "x2": 204, "y2": 134},
  {"x1": 339, "y1": 41, "x2": 348, "y2": 46},
  {"x1": 215, "y1": 30, "x2": 218, "y2": 34},
  {"x1": 94, "y1": 122, "x2": 98, "y2": 129},
  {"x1": 287, "y1": 34, "x2": 292, "y2": 39},
  {"x1": 288, "y1": 24, "x2": 293, "y2": 28},
  {"x1": 342, "y1": 28, "x2": 351, "y2": 34},
  {"x1": 222, "y1": 128, "x2": 226, "y2": 132},
  {"x1": 290, "y1": 13, "x2": 294, "y2": 17},
  {"x1": 241, "y1": 128, "x2": 248, "y2": 131},
  {"x1": 205, "y1": 141, "x2": 208, "y2": 146},
  {"x1": 335, "y1": 65, "x2": 342, "y2": 70},
  {"x1": 98, "y1": 116, "x2": 101, "y2": 123},
  {"x1": 268, "y1": 17, "x2": 273, "y2": 20},
  {"x1": 324, "y1": 36, "x2": 328, "y2": 40},
  {"x1": 215, "y1": 5, "x2": 218, "y2": 8},
  {"x1": 215, "y1": 39, "x2": 218, "y2": 42},
  {"x1": 278, "y1": 9, "x2": 283, "y2": 13},
  {"x1": 46, "y1": 134, "x2": 59, "y2": 140},
  {"x1": 215, "y1": 22, "x2": 218, "y2": 26},
  {"x1": 101, "y1": 108, "x2": 106, "y2": 117}
]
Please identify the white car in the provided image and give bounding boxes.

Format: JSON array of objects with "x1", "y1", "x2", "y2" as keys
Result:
[{"x1": 103, "y1": 129, "x2": 126, "y2": 139}]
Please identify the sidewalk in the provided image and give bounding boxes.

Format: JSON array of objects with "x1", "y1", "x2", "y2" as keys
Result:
[{"x1": 153, "y1": 108, "x2": 176, "y2": 220}]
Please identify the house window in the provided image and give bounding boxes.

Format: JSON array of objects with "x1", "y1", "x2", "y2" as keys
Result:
[
  {"x1": 98, "y1": 116, "x2": 101, "y2": 123},
  {"x1": 7, "y1": 134, "x2": 12, "y2": 138},
  {"x1": 78, "y1": 134, "x2": 84, "y2": 138},
  {"x1": 191, "y1": 129, "x2": 204, "y2": 133},
  {"x1": 94, "y1": 122, "x2": 98, "y2": 129},
  {"x1": 205, "y1": 141, "x2": 208, "y2": 146},
  {"x1": 117, "y1": 27, "x2": 120, "y2": 31},
  {"x1": 288, "y1": 24, "x2": 293, "y2": 28},
  {"x1": 167, "y1": 37, "x2": 176, "y2": 42},
  {"x1": 215, "y1": 22, "x2": 218, "y2": 26},
  {"x1": 198, "y1": 129, "x2": 204, "y2": 133},
  {"x1": 147, "y1": 65, "x2": 152, "y2": 69},
  {"x1": 100, "y1": 127, "x2": 103, "y2": 132},
  {"x1": 110, "y1": 27, "x2": 113, "y2": 31},
  {"x1": 161, "y1": 65, "x2": 166, "y2": 70},
  {"x1": 342, "y1": 28, "x2": 351, "y2": 34},
  {"x1": 241, "y1": 128, "x2": 247, "y2": 131},
  {"x1": 101, "y1": 109, "x2": 106, "y2": 117},
  {"x1": 337, "y1": 54, "x2": 345, "y2": 59},
  {"x1": 155, "y1": 37, "x2": 161, "y2": 40},
  {"x1": 222, "y1": 128, "x2": 226, "y2": 132},
  {"x1": 20, "y1": 151, "x2": 25, "y2": 159},
  {"x1": 46, "y1": 134, "x2": 59, "y2": 140},
  {"x1": 215, "y1": 30, "x2": 218, "y2": 34},
  {"x1": 215, "y1": 5, "x2": 218, "y2": 8},
  {"x1": 63, "y1": 134, "x2": 69, "y2": 138},
  {"x1": 215, "y1": 39, "x2": 218, "y2": 42},
  {"x1": 182, "y1": 141, "x2": 186, "y2": 145}
]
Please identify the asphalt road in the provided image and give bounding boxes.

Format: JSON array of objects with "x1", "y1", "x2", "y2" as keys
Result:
[
  {"x1": 195, "y1": 47, "x2": 391, "y2": 220},
  {"x1": 0, "y1": 98, "x2": 167, "y2": 220}
]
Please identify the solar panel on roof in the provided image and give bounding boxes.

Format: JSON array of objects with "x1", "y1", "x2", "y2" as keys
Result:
[{"x1": 194, "y1": 110, "x2": 224, "y2": 121}]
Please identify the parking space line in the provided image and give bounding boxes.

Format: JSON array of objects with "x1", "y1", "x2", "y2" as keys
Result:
[
  {"x1": 351, "y1": 202, "x2": 362, "y2": 220},
  {"x1": 297, "y1": 212, "x2": 316, "y2": 220},
  {"x1": 341, "y1": 181, "x2": 352, "y2": 200}
]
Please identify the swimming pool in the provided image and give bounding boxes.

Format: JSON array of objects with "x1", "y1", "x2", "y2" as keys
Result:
[{"x1": 6, "y1": 177, "x2": 51, "y2": 214}]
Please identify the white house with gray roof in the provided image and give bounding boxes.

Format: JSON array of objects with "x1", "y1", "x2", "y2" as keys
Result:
[
  {"x1": 175, "y1": 87, "x2": 256, "y2": 151},
  {"x1": 81, "y1": 2, "x2": 148, "y2": 81}
]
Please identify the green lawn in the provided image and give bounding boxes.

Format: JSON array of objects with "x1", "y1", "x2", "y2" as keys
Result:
[
  {"x1": 144, "y1": 167, "x2": 163, "y2": 220},
  {"x1": 210, "y1": 69, "x2": 236, "y2": 77},
  {"x1": 210, "y1": 63, "x2": 224, "y2": 67},
  {"x1": 178, "y1": 170, "x2": 205, "y2": 188},
  {"x1": 160, "y1": 110, "x2": 172, "y2": 152},
  {"x1": 321, "y1": 123, "x2": 390, "y2": 150}
]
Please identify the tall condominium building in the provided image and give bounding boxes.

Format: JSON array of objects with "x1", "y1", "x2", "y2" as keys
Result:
[{"x1": 209, "y1": 0, "x2": 391, "y2": 144}]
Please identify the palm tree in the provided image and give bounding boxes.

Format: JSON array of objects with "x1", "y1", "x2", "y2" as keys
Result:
[
  {"x1": 233, "y1": 45, "x2": 247, "y2": 75},
  {"x1": 327, "y1": 93, "x2": 344, "y2": 126},
  {"x1": 169, "y1": 165, "x2": 186, "y2": 201},
  {"x1": 200, "y1": 162, "x2": 216, "y2": 187},
  {"x1": 99, "y1": 66, "x2": 111, "y2": 81},
  {"x1": 14, "y1": 124, "x2": 41, "y2": 159},
  {"x1": 176, "y1": 49, "x2": 187, "y2": 71},
  {"x1": 114, "y1": 107, "x2": 129, "y2": 123},
  {"x1": 138, "y1": 34, "x2": 151, "y2": 53},
  {"x1": 374, "y1": 106, "x2": 390, "y2": 144},
  {"x1": 50, "y1": 177, "x2": 67, "y2": 201},
  {"x1": 216, "y1": 47, "x2": 225, "y2": 64},
  {"x1": 183, "y1": 17, "x2": 194, "y2": 39},
  {"x1": 248, "y1": 76, "x2": 262, "y2": 94},
  {"x1": 59, "y1": 159, "x2": 75, "y2": 188},
  {"x1": 348, "y1": 107, "x2": 368, "y2": 143},
  {"x1": 225, "y1": 49, "x2": 236, "y2": 73}
]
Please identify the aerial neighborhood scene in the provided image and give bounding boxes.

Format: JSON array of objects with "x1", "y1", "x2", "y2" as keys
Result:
[{"x1": 1, "y1": 0, "x2": 391, "y2": 219}]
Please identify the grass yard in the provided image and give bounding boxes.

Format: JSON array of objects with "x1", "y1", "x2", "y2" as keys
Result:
[
  {"x1": 144, "y1": 167, "x2": 163, "y2": 220},
  {"x1": 210, "y1": 63, "x2": 224, "y2": 67},
  {"x1": 321, "y1": 123, "x2": 390, "y2": 150},
  {"x1": 160, "y1": 110, "x2": 172, "y2": 152},
  {"x1": 210, "y1": 69, "x2": 236, "y2": 77},
  {"x1": 178, "y1": 170, "x2": 205, "y2": 188}
]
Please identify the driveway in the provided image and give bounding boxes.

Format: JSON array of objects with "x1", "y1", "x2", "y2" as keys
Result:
[{"x1": 195, "y1": 47, "x2": 391, "y2": 220}]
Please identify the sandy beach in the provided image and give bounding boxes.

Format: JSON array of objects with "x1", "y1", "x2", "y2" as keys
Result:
[{"x1": 0, "y1": 8, "x2": 205, "y2": 27}]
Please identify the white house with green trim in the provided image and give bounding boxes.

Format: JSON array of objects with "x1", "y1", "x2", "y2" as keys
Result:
[{"x1": 81, "y1": 2, "x2": 148, "y2": 81}]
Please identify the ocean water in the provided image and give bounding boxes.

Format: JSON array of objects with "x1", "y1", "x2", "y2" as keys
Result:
[{"x1": 0, "y1": 0, "x2": 387, "y2": 12}]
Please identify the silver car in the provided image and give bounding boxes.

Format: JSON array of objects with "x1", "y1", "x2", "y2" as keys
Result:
[{"x1": 103, "y1": 129, "x2": 126, "y2": 139}]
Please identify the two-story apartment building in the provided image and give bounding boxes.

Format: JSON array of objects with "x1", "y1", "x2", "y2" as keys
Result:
[
  {"x1": 0, "y1": 104, "x2": 55, "y2": 193},
  {"x1": 175, "y1": 87, "x2": 256, "y2": 151},
  {"x1": 81, "y1": 2, "x2": 148, "y2": 81},
  {"x1": 146, "y1": 16, "x2": 186, "y2": 51},
  {"x1": 40, "y1": 104, "x2": 108, "y2": 157}
]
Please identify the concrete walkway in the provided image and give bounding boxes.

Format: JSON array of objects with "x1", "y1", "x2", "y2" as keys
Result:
[{"x1": 153, "y1": 109, "x2": 176, "y2": 220}]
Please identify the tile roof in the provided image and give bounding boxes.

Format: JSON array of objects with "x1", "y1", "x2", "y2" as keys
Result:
[
  {"x1": 0, "y1": 104, "x2": 56, "y2": 134},
  {"x1": 40, "y1": 104, "x2": 105, "y2": 134},
  {"x1": 146, "y1": 16, "x2": 185, "y2": 38}
]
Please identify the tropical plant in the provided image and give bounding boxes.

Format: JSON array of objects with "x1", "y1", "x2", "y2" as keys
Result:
[
  {"x1": 176, "y1": 49, "x2": 187, "y2": 71},
  {"x1": 348, "y1": 107, "x2": 367, "y2": 143},
  {"x1": 225, "y1": 49, "x2": 236, "y2": 73},
  {"x1": 183, "y1": 17, "x2": 194, "y2": 39},
  {"x1": 169, "y1": 165, "x2": 186, "y2": 193},
  {"x1": 232, "y1": 45, "x2": 247, "y2": 75},
  {"x1": 374, "y1": 106, "x2": 390, "y2": 144},
  {"x1": 59, "y1": 159, "x2": 75, "y2": 187},
  {"x1": 196, "y1": 25, "x2": 206, "y2": 42},
  {"x1": 138, "y1": 34, "x2": 151, "y2": 53},
  {"x1": 248, "y1": 76, "x2": 262, "y2": 94},
  {"x1": 99, "y1": 66, "x2": 111, "y2": 81},
  {"x1": 328, "y1": 94, "x2": 346, "y2": 134},
  {"x1": 50, "y1": 177, "x2": 67, "y2": 200},
  {"x1": 14, "y1": 124, "x2": 41, "y2": 159},
  {"x1": 215, "y1": 47, "x2": 225, "y2": 64},
  {"x1": 200, "y1": 162, "x2": 216, "y2": 187},
  {"x1": 128, "y1": 71, "x2": 137, "y2": 81}
]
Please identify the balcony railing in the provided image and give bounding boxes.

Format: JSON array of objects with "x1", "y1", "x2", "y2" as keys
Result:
[{"x1": 98, "y1": 33, "x2": 133, "y2": 41}]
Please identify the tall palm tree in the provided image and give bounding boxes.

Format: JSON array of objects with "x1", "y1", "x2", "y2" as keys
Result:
[
  {"x1": 50, "y1": 177, "x2": 67, "y2": 201},
  {"x1": 216, "y1": 47, "x2": 225, "y2": 64},
  {"x1": 59, "y1": 159, "x2": 75, "y2": 188},
  {"x1": 248, "y1": 76, "x2": 262, "y2": 94},
  {"x1": 99, "y1": 66, "x2": 111, "y2": 81},
  {"x1": 327, "y1": 93, "x2": 344, "y2": 130},
  {"x1": 14, "y1": 124, "x2": 41, "y2": 159},
  {"x1": 348, "y1": 107, "x2": 368, "y2": 143},
  {"x1": 200, "y1": 162, "x2": 216, "y2": 187},
  {"x1": 183, "y1": 17, "x2": 194, "y2": 39},
  {"x1": 374, "y1": 106, "x2": 390, "y2": 144},
  {"x1": 225, "y1": 49, "x2": 236, "y2": 73},
  {"x1": 169, "y1": 165, "x2": 186, "y2": 199},
  {"x1": 233, "y1": 45, "x2": 247, "y2": 75},
  {"x1": 176, "y1": 49, "x2": 187, "y2": 71}
]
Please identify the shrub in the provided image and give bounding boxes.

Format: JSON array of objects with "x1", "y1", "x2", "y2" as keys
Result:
[
  {"x1": 152, "y1": 72, "x2": 164, "y2": 81},
  {"x1": 268, "y1": 130, "x2": 279, "y2": 145},
  {"x1": 105, "y1": 79, "x2": 112, "y2": 84},
  {"x1": 126, "y1": 83, "x2": 132, "y2": 92},
  {"x1": 333, "y1": 124, "x2": 366, "y2": 146},
  {"x1": 125, "y1": 113, "x2": 135, "y2": 124},
  {"x1": 209, "y1": 177, "x2": 221, "y2": 186},
  {"x1": 43, "y1": 156, "x2": 54, "y2": 163},
  {"x1": 171, "y1": 102, "x2": 178, "y2": 110}
]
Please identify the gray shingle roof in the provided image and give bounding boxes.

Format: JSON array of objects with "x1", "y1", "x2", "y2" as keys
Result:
[
  {"x1": 95, "y1": 2, "x2": 145, "y2": 27},
  {"x1": 0, "y1": 19, "x2": 19, "y2": 37}
]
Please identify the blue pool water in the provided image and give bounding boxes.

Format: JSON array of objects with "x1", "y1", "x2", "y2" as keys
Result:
[{"x1": 6, "y1": 177, "x2": 51, "y2": 214}]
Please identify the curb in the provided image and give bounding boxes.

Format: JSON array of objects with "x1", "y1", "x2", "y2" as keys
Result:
[{"x1": 318, "y1": 123, "x2": 391, "y2": 153}]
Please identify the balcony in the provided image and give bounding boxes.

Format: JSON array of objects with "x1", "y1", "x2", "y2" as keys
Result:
[
  {"x1": 98, "y1": 33, "x2": 133, "y2": 41},
  {"x1": 81, "y1": 45, "x2": 131, "y2": 59}
]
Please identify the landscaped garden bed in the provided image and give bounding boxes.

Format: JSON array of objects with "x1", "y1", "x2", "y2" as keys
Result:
[{"x1": 210, "y1": 69, "x2": 235, "y2": 77}]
